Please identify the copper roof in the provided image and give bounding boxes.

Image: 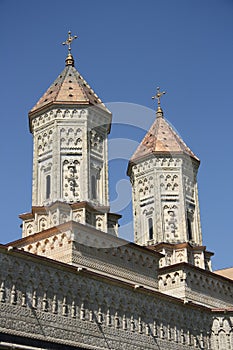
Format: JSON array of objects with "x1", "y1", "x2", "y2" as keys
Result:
[
  {"x1": 129, "y1": 114, "x2": 199, "y2": 164},
  {"x1": 29, "y1": 65, "x2": 110, "y2": 115}
]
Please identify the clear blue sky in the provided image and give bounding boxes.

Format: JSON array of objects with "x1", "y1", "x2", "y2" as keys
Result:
[{"x1": 0, "y1": 0, "x2": 233, "y2": 270}]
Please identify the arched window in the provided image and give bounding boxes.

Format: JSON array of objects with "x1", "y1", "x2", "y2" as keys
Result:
[
  {"x1": 148, "y1": 217, "x2": 153, "y2": 240},
  {"x1": 91, "y1": 175, "x2": 97, "y2": 199},
  {"x1": 187, "y1": 213, "x2": 192, "y2": 240},
  {"x1": 46, "y1": 175, "x2": 51, "y2": 199}
]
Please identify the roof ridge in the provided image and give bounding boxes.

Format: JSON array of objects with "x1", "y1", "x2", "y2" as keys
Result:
[
  {"x1": 165, "y1": 118, "x2": 198, "y2": 160},
  {"x1": 73, "y1": 68, "x2": 105, "y2": 105},
  {"x1": 53, "y1": 66, "x2": 69, "y2": 101}
]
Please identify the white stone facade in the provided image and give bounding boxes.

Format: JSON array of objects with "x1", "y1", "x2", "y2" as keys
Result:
[
  {"x1": 158, "y1": 263, "x2": 233, "y2": 308},
  {"x1": 30, "y1": 106, "x2": 110, "y2": 208},
  {"x1": 0, "y1": 245, "x2": 233, "y2": 350},
  {"x1": 20, "y1": 104, "x2": 120, "y2": 237},
  {"x1": 129, "y1": 155, "x2": 202, "y2": 247}
]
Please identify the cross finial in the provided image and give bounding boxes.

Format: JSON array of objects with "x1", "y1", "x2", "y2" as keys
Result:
[
  {"x1": 62, "y1": 31, "x2": 78, "y2": 53},
  {"x1": 152, "y1": 87, "x2": 166, "y2": 107},
  {"x1": 152, "y1": 87, "x2": 166, "y2": 116},
  {"x1": 62, "y1": 31, "x2": 78, "y2": 66}
]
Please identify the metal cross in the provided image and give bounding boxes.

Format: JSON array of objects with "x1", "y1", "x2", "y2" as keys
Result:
[
  {"x1": 62, "y1": 31, "x2": 78, "y2": 53},
  {"x1": 152, "y1": 87, "x2": 166, "y2": 107}
]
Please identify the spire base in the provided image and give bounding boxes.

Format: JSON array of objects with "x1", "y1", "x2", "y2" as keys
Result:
[
  {"x1": 156, "y1": 106, "x2": 164, "y2": 118},
  {"x1": 65, "y1": 53, "x2": 75, "y2": 67}
]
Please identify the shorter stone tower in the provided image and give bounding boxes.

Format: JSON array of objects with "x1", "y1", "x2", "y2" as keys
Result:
[{"x1": 127, "y1": 89, "x2": 213, "y2": 270}]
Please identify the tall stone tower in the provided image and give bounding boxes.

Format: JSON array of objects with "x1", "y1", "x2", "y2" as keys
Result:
[
  {"x1": 127, "y1": 89, "x2": 212, "y2": 269},
  {"x1": 20, "y1": 32, "x2": 120, "y2": 237}
]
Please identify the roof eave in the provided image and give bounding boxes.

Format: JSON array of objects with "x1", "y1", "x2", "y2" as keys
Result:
[
  {"x1": 127, "y1": 151, "x2": 200, "y2": 176},
  {"x1": 28, "y1": 101, "x2": 111, "y2": 133}
]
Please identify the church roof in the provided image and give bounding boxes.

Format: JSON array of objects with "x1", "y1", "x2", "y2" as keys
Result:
[
  {"x1": 129, "y1": 109, "x2": 199, "y2": 166},
  {"x1": 29, "y1": 56, "x2": 110, "y2": 116},
  {"x1": 214, "y1": 267, "x2": 233, "y2": 281}
]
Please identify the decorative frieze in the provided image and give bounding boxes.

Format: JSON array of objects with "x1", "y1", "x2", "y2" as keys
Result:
[
  {"x1": 158, "y1": 264, "x2": 233, "y2": 308},
  {"x1": 21, "y1": 199, "x2": 120, "y2": 237},
  {"x1": 11, "y1": 222, "x2": 160, "y2": 290},
  {"x1": 31, "y1": 108, "x2": 88, "y2": 132},
  {"x1": 0, "y1": 247, "x2": 215, "y2": 350},
  {"x1": 211, "y1": 315, "x2": 233, "y2": 350}
]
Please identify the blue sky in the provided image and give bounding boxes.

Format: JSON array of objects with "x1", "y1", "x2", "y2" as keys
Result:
[{"x1": 0, "y1": 0, "x2": 233, "y2": 270}]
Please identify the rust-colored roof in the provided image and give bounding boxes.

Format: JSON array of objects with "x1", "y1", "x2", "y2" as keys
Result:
[
  {"x1": 129, "y1": 113, "x2": 199, "y2": 164},
  {"x1": 29, "y1": 65, "x2": 110, "y2": 115},
  {"x1": 214, "y1": 267, "x2": 233, "y2": 281}
]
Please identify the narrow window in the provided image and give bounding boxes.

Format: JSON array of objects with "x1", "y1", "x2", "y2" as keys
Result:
[
  {"x1": 46, "y1": 175, "x2": 51, "y2": 199},
  {"x1": 91, "y1": 175, "x2": 96, "y2": 199},
  {"x1": 187, "y1": 215, "x2": 192, "y2": 240},
  {"x1": 148, "y1": 217, "x2": 153, "y2": 240}
]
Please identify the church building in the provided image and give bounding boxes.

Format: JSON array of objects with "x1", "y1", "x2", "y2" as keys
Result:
[{"x1": 0, "y1": 33, "x2": 232, "y2": 350}]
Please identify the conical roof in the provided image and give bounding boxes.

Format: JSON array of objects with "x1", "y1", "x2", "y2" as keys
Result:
[
  {"x1": 29, "y1": 61, "x2": 110, "y2": 116},
  {"x1": 129, "y1": 111, "x2": 199, "y2": 167}
]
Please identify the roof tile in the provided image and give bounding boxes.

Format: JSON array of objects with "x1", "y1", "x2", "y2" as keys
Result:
[
  {"x1": 30, "y1": 65, "x2": 109, "y2": 114},
  {"x1": 130, "y1": 115, "x2": 199, "y2": 163}
]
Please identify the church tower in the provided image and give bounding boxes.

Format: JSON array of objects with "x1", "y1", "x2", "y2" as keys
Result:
[
  {"x1": 20, "y1": 32, "x2": 120, "y2": 237},
  {"x1": 127, "y1": 88, "x2": 212, "y2": 270}
]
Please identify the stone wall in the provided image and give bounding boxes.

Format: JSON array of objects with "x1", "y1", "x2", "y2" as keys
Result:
[
  {"x1": 211, "y1": 312, "x2": 233, "y2": 349},
  {"x1": 10, "y1": 222, "x2": 161, "y2": 290},
  {"x1": 158, "y1": 263, "x2": 233, "y2": 308},
  {"x1": 0, "y1": 246, "x2": 213, "y2": 350}
]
